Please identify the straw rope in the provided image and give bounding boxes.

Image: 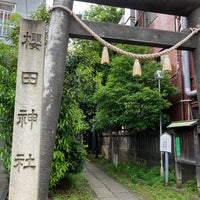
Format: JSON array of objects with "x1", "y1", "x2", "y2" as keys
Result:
[{"x1": 51, "y1": 5, "x2": 200, "y2": 59}]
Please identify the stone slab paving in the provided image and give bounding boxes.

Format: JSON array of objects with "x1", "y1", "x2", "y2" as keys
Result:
[{"x1": 83, "y1": 162, "x2": 141, "y2": 200}]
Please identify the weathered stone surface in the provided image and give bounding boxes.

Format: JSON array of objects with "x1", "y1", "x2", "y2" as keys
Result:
[
  {"x1": 38, "y1": 0, "x2": 73, "y2": 199},
  {"x1": 69, "y1": 19, "x2": 196, "y2": 50},
  {"x1": 8, "y1": 19, "x2": 45, "y2": 200}
]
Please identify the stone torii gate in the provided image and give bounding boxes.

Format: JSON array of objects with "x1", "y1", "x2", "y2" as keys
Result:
[{"x1": 26, "y1": 0, "x2": 200, "y2": 199}]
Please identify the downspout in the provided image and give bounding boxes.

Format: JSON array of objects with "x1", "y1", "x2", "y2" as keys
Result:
[
  {"x1": 174, "y1": 16, "x2": 184, "y2": 119},
  {"x1": 25, "y1": 0, "x2": 28, "y2": 18},
  {"x1": 181, "y1": 16, "x2": 197, "y2": 97}
]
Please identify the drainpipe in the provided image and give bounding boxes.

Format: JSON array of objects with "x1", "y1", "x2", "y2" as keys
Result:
[
  {"x1": 25, "y1": 0, "x2": 28, "y2": 18},
  {"x1": 181, "y1": 16, "x2": 197, "y2": 97}
]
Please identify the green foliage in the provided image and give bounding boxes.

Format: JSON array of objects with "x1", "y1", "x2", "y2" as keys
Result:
[
  {"x1": 75, "y1": 5, "x2": 178, "y2": 133},
  {"x1": 93, "y1": 46, "x2": 178, "y2": 131},
  {"x1": 30, "y1": 3, "x2": 51, "y2": 23},
  {"x1": 83, "y1": 5, "x2": 124, "y2": 23},
  {"x1": 183, "y1": 179, "x2": 197, "y2": 192},
  {"x1": 0, "y1": 41, "x2": 17, "y2": 174},
  {"x1": 49, "y1": 55, "x2": 89, "y2": 188},
  {"x1": 50, "y1": 150, "x2": 69, "y2": 188},
  {"x1": 50, "y1": 174, "x2": 94, "y2": 200},
  {"x1": 68, "y1": 6, "x2": 126, "y2": 134},
  {"x1": 50, "y1": 132, "x2": 87, "y2": 188},
  {"x1": 6, "y1": 13, "x2": 22, "y2": 45},
  {"x1": 65, "y1": 46, "x2": 102, "y2": 129}
]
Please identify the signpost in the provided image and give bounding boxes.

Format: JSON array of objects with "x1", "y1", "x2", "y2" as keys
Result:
[
  {"x1": 160, "y1": 132, "x2": 172, "y2": 186},
  {"x1": 8, "y1": 19, "x2": 45, "y2": 200},
  {"x1": 175, "y1": 137, "x2": 181, "y2": 156}
]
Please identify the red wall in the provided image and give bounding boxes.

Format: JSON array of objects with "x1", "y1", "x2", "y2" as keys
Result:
[{"x1": 136, "y1": 12, "x2": 198, "y2": 121}]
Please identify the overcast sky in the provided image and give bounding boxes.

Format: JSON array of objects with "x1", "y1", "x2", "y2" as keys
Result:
[{"x1": 46, "y1": 0, "x2": 91, "y2": 14}]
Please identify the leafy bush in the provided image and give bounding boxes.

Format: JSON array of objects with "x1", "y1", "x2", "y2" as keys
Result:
[
  {"x1": 93, "y1": 54, "x2": 178, "y2": 132},
  {"x1": 49, "y1": 75, "x2": 88, "y2": 188},
  {"x1": 183, "y1": 179, "x2": 197, "y2": 192},
  {"x1": 50, "y1": 134, "x2": 87, "y2": 188},
  {"x1": 0, "y1": 43, "x2": 17, "y2": 175},
  {"x1": 50, "y1": 174, "x2": 94, "y2": 200}
]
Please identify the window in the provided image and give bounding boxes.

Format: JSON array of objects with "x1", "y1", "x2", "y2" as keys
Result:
[
  {"x1": 0, "y1": 2, "x2": 16, "y2": 37},
  {"x1": 192, "y1": 107, "x2": 200, "y2": 120},
  {"x1": 144, "y1": 12, "x2": 157, "y2": 27}
]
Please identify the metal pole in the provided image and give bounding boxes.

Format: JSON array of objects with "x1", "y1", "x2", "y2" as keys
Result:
[
  {"x1": 165, "y1": 152, "x2": 169, "y2": 186},
  {"x1": 158, "y1": 77, "x2": 164, "y2": 177}
]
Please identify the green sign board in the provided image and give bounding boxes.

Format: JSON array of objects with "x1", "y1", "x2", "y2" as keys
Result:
[{"x1": 176, "y1": 137, "x2": 181, "y2": 156}]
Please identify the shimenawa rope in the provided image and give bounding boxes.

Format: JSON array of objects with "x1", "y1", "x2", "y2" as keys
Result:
[{"x1": 51, "y1": 5, "x2": 200, "y2": 59}]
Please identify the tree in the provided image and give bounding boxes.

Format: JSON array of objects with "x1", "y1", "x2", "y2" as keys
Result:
[
  {"x1": 71, "y1": 5, "x2": 125, "y2": 127},
  {"x1": 93, "y1": 44, "x2": 178, "y2": 131},
  {"x1": 0, "y1": 42, "x2": 17, "y2": 175},
  {"x1": 80, "y1": 5, "x2": 178, "y2": 132},
  {"x1": 79, "y1": 5, "x2": 178, "y2": 132},
  {"x1": 83, "y1": 5, "x2": 124, "y2": 23}
]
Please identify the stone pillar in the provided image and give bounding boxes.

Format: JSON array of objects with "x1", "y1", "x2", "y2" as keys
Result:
[
  {"x1": 38, "y1": 0, "x2": 73, "y2": 199},
  {"x1": 175, "y1": 162, "x2": 182, "y2": 188},
  {"x1": 8, "y1": 19, "x2": 45, "y2": 200},
  {"x1": 188, "y1": 8, "x2": 200, "y2": 107},
  {"x1": 188, "y1": 7, "x2": 200, "y2": 197}
]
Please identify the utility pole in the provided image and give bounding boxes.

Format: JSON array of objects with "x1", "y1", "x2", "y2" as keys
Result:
[
  {"x1": 38, "y1": 0, "x2": 73, "y2": 199},
  {"x1": 155, "y1": 70, "x2": 164, "y2": 177}
]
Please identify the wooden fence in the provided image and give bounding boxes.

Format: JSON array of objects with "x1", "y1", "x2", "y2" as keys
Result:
[
  {"x1": 96, "y1": 129, "x2": 196, "y2": 182},
  {"x1": 98, "y1": 130, "x2": 173, "y2": 166}
]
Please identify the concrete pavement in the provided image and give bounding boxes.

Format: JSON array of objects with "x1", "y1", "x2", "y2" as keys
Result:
[{"x1": 83, "y1": 162, "x2": 142, "y2": 200}]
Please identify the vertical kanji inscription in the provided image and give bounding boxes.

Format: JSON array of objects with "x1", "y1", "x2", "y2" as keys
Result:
[{"x1": 9, "y1": 19, "x2": 45, "y2": 200}]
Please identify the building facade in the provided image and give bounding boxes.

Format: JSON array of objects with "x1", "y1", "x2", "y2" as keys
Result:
[
  {"x1": 120, "y1": 9, "x2": 199, "y2": 123},
  {"x1": 0, "y1": 0, "x2": 45, "y2": 37}
]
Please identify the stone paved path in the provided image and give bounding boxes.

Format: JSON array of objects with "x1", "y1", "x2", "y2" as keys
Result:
[{"x1": 83, "y1": 162, "x2": 142, "y2": 200}]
